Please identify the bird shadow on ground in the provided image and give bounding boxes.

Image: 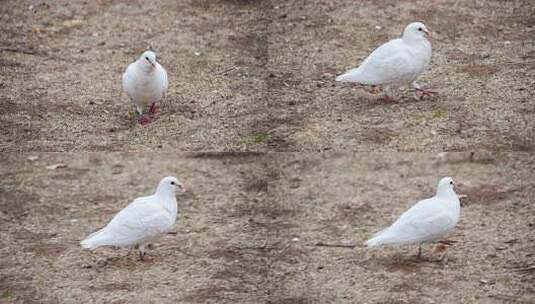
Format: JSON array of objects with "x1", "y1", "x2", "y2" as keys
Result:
[
  {"x1": 80, "y1": 251, "x2": 154, "y2": 271},
  {"x1": 364, "y1": 251, "x2": 453, "y2": 274},
  {"x1": 334, "y1": 85, "x2": 439, "y2": 111}
]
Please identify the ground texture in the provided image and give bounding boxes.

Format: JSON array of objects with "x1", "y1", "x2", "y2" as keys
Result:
[
  {"x1": 1, "y1": 0, "x2": 534, "y2": 151},
  {"x1": 1, "y1": 1, "x2": 534, "y2": 303},
  {"x1": 0, "y1": 153, "x2": 534, "y2": 303}
]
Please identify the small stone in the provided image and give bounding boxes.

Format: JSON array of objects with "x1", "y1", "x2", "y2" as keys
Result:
[{"x1": 27, "y1": 156, "x2": 39, "y2": 161}]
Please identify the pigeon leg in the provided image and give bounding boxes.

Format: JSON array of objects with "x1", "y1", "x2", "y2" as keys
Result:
[
  {"x1": 138, "y1": 244, "x2": 145, "y2": 260},
  {"x1": 417, "y1": 244, "x2": 422, "y2": 259},
  {"x1": 138, "y1": 244, "x2": 153, "y2": 262},
  {"x1": 148, "y1": 102, "x2": 157, "y2": 114},
  {"x1": 438, "y1": 252, "x2": 448, "y2": 263}
]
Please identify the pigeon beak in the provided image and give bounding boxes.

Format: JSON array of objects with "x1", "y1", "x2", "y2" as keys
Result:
[
  {"x1": 178, "y1": 185, "x2": 187, "y2": 193},
  {"x1": 424, "y1": 29, "x2": 431, "y2": 38},
  {"x1": 151, "y1": 62, "x2": 156, "y2": 68}
]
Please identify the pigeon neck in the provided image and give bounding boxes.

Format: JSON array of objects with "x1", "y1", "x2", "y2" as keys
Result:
[
  {"x1": 137, "y1": 60, "x2": 154, "y2": 73},
  {"x1": 436, "y1": 187, "x2": 455, "y2": 198},
  {"x1": 402, "y1": 35, "x2": 426, "y2": 45},
  {"x1": 155, "y1": 187, "x2": 178, "y2": 215},
  {"x1": 155, "y1": 186, "x2": 175, "y2": 198}
]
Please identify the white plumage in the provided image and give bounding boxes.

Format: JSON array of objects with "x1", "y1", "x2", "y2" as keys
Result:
[
  {"x1": 366, "y1": 177, "x2": 461, "y2": 254},
  {"x1": 336, "y1": 22, "x2": 433, "y2": 99},
  {"x1": 81, "y1": 176, "x2": 186, "y2": 260},
  {"x1": 122, "y1": 50, "x2": 168, "y2": 116}
]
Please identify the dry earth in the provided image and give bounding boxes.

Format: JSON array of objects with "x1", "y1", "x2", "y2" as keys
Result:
[
  {"x1": 0, "y1": 153, "x2": 534, "y2": 303},
  {"x1": 0, "y1": 0, "x2": 534, "y2": 151},
  {"x1": 1, "y1": 1, "x2": 534, "y2": 303}
]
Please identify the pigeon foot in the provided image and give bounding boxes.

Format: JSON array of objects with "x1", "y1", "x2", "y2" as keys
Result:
[
  {"x1": 415, "y1": 88, "x2": 438, "y2": 98},
  {"x1": 138, "y1": 114, "x2": 152, "y2": 125}
]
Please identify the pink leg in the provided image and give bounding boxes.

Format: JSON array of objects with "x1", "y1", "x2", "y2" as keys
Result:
[{"x1": 148, "y1": 102, "x2": 157, "y2": 114}]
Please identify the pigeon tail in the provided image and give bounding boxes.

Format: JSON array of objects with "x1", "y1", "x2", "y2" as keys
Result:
[
  {"x1": 365, "y1": 237, "x2": 384, "y2": 247},
  {"x1": 80, "y1": 229, "x2": 109, "y2": 249},
  {"x1": 364, "y1": 227, "x2": 390, "y2": 247},
  {"x1": 335, "y1": 68, "x2": 362, "y2": 82}
]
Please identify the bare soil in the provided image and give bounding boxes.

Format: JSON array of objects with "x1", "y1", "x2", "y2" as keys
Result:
[
  {"x1": 0, "y1": 153, "x2": 534, "y2": 303},
  {"x1": 1, "y1": 0, "x2": 534, "y2": 151}
]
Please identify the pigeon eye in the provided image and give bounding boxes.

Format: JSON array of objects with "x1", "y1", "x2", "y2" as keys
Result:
[
  {"x1": 145, "y1": 56, "x2": 149, "y2": 60},
  {"x1": 170, "y1": 181, "x2": 175, "y2": 185},
  {"x1": 449, "y1": 181, "x2": 454, "y2": 185},
  {"x1": 418, "y1": 27, "x2": 422, "y2": 31}
]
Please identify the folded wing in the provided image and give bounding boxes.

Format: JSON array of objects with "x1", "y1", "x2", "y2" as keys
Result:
[{"x1": 81, "y1": 196, "x2": 172, "y2": 249}]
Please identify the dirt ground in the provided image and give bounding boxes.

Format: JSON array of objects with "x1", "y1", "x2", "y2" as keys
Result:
[
  {"x1": 0, "y1": 153, "x2": 534, "y2": 303},
  {"x1": 1, "y1": 0, "x2": 534, "y2": 151},
  {"x1": 1, "y1": 1, "x2": 534, "y2": 303}
]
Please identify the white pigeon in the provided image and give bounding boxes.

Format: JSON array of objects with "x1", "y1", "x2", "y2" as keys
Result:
[
  {"x1": 365, "y1": 177, "x2": 461, "y2": 258},
  {"x1": 336, "y1": 22, "x2": 435, "y2": 101},
  {"x1": 81, "y1": 176, "x2": 186, "y2": 260},
  {"x1": 122, "y1": 50, "x2": 168, "y2": 124}
]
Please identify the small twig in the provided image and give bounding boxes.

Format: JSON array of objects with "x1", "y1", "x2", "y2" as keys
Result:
[
  {"x1": 0, "y1": 47, "x2": 37, "y2": 55},
  {"x1": 314, "y1": 242, "x2": 357, "y2": 249},
  {"x1": 237, "y1": 239, "x2": 271, "y2": 251},
  {"x1": 515, "y1": 266, "x2": 535, "y2": 273},
  {"x1": 496, "y1": 60, "x2": 535, "y2": 65},
  {"x1": 503, "y1": 238, "x2": 518, "y2": 244},
  {"x1": 438, "y1": 239, "x2": 458, "y2": 245},
  {"x1": 164, "y1": 246, "x2": 202, "y2": 258},
  {"x1": 508, "y1": 264, "x2": 535, "y2": 272},
  {"x1": 214, "y1": 66, "x2": 237, "y2": 76}
]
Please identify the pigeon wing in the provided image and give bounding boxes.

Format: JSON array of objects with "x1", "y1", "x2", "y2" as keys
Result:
[
  {"x1": 389, "y1": 198, "x2": 456, "y2": 244},
  {"x1": 160, "y1": 65, "x2": 168, "y2": 98},
  {"x1": 122, "y1": 62, "x2": 137, "y2": 101},
  {"x1": 102, "y1": 196, "x2": 173, "y2": 246},
  {"x1": 353, "y1": 39, "x2": 416, "y2": 85}
]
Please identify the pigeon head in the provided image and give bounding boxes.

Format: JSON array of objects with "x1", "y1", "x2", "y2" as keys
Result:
[
  {"x1": 156, "y1": 176, "x2": 186, "y2": 196},
  {"x1": 403, "y1": 22, "x2": 431, "y2": 42},
  {"x1": 138, "y1": 51, "x2": 157, "y2": 71},
  {"x1": 436, "y1": 177, "x2": 456, "y2": 197}
]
